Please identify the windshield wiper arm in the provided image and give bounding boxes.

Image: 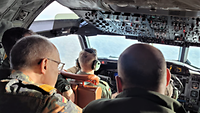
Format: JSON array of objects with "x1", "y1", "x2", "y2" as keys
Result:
[{"x1": 109, "y1": 56, "x2": 118, "y2": 58}]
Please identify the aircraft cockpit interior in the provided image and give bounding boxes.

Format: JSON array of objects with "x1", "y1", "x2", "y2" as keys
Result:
[{"x1": 0, "y1": 0, "x2": 200, "y2": 112}]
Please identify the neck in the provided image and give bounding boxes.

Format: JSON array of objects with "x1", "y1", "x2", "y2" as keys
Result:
[
  {"x1": 156, "y1": 82, "x2": 166, "y2": 95},
  {"x1": 19, "y1": 68, "x2": 43, "y2": 85},
  {"x1": 81, "y1": 69, "x2": 94, "y2": 74},
  {"x1": 123, "y1": 85, "x2": 165, "y2": 95}
]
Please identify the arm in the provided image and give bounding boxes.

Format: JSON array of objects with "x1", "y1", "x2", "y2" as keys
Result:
[
  {"x1": 46, "y1": 93, "x2": 82, "y2": 113},
  {"x1": 65, "y1": 66, "x2": 80, "y2": 74},
  {"x1": 55, "y1": 74, "x2": 75, "y2": 102},
  {"x1": 60, "y1": 70, "x2": 100, "y2": 85},
  {"x1": 62, "y1": 88, "x2": 75, "y2": 103}
]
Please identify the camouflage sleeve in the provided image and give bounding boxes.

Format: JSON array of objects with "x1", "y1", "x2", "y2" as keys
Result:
[
  {"x1": 42, "y1": 96, "x2": 82, "y2": 113},
  {"x1": 55, "y1": 74, "x2": 71, "y2": 93},
  {"x1": 65, "y1": 66, "x2": 80, "y2": 74},
  {"x1": 42, "y1": 95, "x2": 65, "y2": 113},
  {"x1": 52, "y1": 93, "x2": 82, "y2": 113},
  {"x1": 98, "y1": 80, "x2": 112, "y2": 99}
]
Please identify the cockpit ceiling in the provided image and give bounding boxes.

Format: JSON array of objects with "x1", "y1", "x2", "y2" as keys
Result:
[
  {"x1": 0, "y1": 0, "x2": 54, "y2": 40},
  {"x1": 58, "y1": 0, "x2": 200, "y2": 11},
  {"x1": 56, "y1": 0, "x2": 200, "y2": 46},
  {"x1": 1, "y1": 0, "x2": 200, "y2": 44}
]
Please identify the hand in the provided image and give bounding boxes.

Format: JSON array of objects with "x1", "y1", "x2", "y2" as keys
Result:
[{"x1": 87, "y1": 74, "x2": 100, "y2": 85}]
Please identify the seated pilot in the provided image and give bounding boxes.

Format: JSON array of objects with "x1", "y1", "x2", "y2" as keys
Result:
[
  {"x1": 74, "y1": 48, "x2": 112, "y2": 99},
  {"x1": 83, "y1": 44, "x2": 186, "y2": 113},
  {"x1": 0, "y1": 35, "x2": 81, "y2": 112}
]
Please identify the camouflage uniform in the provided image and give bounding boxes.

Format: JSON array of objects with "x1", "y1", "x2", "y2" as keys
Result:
[
  {"x1": 0, "y1": 71, "x2": 82, "y2": 113},
  {"x1": 66, "y1": 66, "x2": 80, "y2": 74},
  {"x1": 77, "y1": 71, "x2": 112, "y2": 99}
]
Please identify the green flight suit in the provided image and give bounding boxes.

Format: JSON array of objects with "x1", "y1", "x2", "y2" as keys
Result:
[
  {"x1": 77, "y1": 71, "x2": 112, "y2": 99},
  {"x1": 83, "y1": 87, "x2": 186, "y2": 113}
]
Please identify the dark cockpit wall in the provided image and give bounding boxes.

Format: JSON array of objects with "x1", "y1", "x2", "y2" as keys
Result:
[{"x1": 0, "y1": 0, "x2": 55, "y2": 63}]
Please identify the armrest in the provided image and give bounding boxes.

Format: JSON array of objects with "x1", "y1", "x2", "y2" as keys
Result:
[{"x1": 60, "y1": 70, "x2": 99, "y2": 85}]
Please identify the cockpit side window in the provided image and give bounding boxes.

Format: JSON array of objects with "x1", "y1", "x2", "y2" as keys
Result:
[
  {"x1": 188, "y1": 46, "x2": 200, "y2": 68},
  {"x1": 49, "y1": 35, "x2": 82, "y2": 69},
  {"x1": 28, "y1": 1, "x2": 81, "y2": 70}
]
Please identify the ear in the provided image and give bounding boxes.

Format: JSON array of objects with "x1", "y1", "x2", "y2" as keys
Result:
[
  {"x1": 115, "y1": 76, "x2": 123, "y2": 93},
  {"x1": 166, "y1": 68, "x2": 171, "y2": 86},
  {"x1": 40, "y1": 58, "x2": 48, "y2": 75}
]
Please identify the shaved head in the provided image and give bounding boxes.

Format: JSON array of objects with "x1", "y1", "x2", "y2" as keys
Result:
[
  {"x1": 10, "y1": 35, "x2": 61, "y2": 87},
  {"x1": 10, "y1": 35, "x2": 55, "y2": 70},
  {"x1": 118, "y1": 43, "x2": 167, "y2": 92}
]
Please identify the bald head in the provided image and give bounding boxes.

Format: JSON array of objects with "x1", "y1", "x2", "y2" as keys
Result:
[{"x1": 118, "y1": 43, "x2": 167, "y2": 92}]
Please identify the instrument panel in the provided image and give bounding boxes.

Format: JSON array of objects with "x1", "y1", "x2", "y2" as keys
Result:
[
  {"x1": 97, "y1": 58, "x2": 200, "y2": 112},
  {"x1": 74, "y1": 10, "x2": 200, "y2": 47}
]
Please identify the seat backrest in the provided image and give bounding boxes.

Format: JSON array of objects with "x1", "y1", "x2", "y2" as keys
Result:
[
  {"x1": 71, "y1": 83, "x2": 102, "y2": 108},
  {"x1": 61, "y1": 70, "x2": 102, "y2": 108},
  {"x1": 77, "y1": 85, "x2": 102, "y2": 108},
  {"x1": 0, "y1": 68, "x2": 12, "y2": 92},
  {"x1": 0, "y1": 92, "x2": 44, "y2": 113},
  {"x1": 0, "y1": 91, "x2": 65, "y2": 113}
]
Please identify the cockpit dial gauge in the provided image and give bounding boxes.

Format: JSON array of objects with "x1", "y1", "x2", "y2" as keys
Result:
[{"x1": 192, "y1": 82, "x2": 199, "y2": 89}]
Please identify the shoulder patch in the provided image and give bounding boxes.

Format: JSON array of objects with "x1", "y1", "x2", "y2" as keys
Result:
[
  {"x1": 99, "y1": 80, "x2": 108, "y2": 86},
  {"x1": 39, "y1": 84, "x2": 56, "y2": 95}
]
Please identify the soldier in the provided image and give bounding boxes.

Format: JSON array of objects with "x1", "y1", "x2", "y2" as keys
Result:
[
  {"x1": 83, "y1": 44, "x2": 186, "y2": 113},
  {"x1": 1, "y1": 27, "x2": 74, "y2": 102},
  {"x1": 0, "y1": 35, "x2": 82, "y2": 112},
  {"x1": 76, "y1": 48, "x2": 112, "y2": 99}
]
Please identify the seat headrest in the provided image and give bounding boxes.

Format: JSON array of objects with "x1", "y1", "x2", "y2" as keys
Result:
[
  {"x1": 60, "y1": 70, "x2": 99, "y2": 85},
  {"x1": 0, "y1": 68, "x2": 12, "y2": 80}
]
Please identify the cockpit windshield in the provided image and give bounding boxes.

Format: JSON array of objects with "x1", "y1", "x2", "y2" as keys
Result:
[
  {"x1": 30, "y1": 1, "x2": 200, "y2": 70},
  {"x1": 150, "y1": 43, "x2": 180, "y2": 60},
  {"x1": 88, "y1": 35, "x2": 140, "y2": 59},
  {"x1": 88, "y1": 35, "x2": 180, "y2": 60}
]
